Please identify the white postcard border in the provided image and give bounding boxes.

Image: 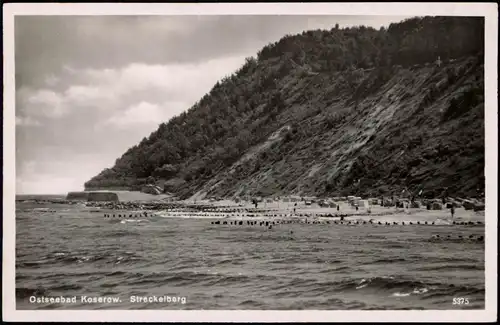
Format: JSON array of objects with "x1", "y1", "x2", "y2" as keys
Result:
[{"x1": 3, "y1": 2, "x2": 497, "y2": 322}]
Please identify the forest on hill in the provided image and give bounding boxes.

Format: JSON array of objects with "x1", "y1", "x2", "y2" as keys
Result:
[{"x1": 85, "y1": 16, "x2": 485, "y2": 200}]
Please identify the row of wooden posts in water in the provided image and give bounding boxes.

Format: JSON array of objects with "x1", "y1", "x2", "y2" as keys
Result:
[
  {"x1": 101, "y1": 212, "x2": 483, "y2": 228},
  {"x1": 209, "y1": 220, "x2": 484, "y2": 242},
  {"x1": 210, "y1": 219, "x2": 483, "y2": 227},
  {"x1": 103, "y1": 213, "x2": 151, "y2": 218}
]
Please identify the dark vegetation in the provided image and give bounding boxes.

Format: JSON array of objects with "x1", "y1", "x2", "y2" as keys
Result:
[{"x1": 85, "y1": 16, "x2": 485, "y2": 199}]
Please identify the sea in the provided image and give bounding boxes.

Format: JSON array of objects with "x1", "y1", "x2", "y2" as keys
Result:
[{"x1": 15, "y1": 195, "x2": 485, "y2": 310}]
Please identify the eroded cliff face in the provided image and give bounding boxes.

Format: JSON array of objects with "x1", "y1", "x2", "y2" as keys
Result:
[
  {"x1": 188, "y1": 56, "x2": 484, "y2": 200},
  {"x1": 85, "y1": 17, "x2": 484, "y2": 200}
]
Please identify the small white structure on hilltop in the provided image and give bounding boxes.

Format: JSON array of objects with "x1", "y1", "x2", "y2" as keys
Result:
[{"x1": 436, "y1": 56, "x2": 442, "y2": 67}]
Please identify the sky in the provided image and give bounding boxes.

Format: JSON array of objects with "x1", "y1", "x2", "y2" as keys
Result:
[{"x1": 15, "y1": 15, "x2": 412, "y2": 194}]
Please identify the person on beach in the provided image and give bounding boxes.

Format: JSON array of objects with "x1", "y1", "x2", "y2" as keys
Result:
[
  {"x1": 451, "y1": 205, "x2": 455, "y2": 218},
  {"x1": 252, "y1": 199, "x2": 258, "y2": 208},
  {"x1": 337, "y1": 205, "x2": 340, "y2": 211}
]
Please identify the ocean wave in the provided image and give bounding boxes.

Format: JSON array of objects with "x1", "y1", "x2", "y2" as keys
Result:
[
  {"x1": 22, "y1": 251, "x2": 145, "y2": 268},
  {"x1": 269, "y1": 256, "x2": 328, "y2": 265},
  {"x1": 392, "y1": 287, "x2": 429, "y2": 297},
  {"x1": 363, "y1": 257, "x2": 409, "y2": 265},
  {"x1": 318, "y1": 265, "x2": 351, "y2": 273},
  {"x1": 286, "y1": 297, "x2": 367, "y2": 310},
  {"x1": 16, "y1": 274, "x2": 32, "y2": 280},
  {"x1": 356, "y1": 277, "x2": 431, "y2": 292},
  {"x1": 297, "y1": 276, "x2": 479, "y2": 298},
  {"x1": 383, "y1": 243, "x2": 410, "y2": 248},
  {"x1": 111, "y1": 270, "x2": 279, "y2": 288},
  {"x1": 237, "y1": 299, "x2": 265, "y2": 308},
  {"x1": 423, "y1": 256, "x2": 480, "y2": 263},
  {"x1": 16, "y1": 287, "x2": 49, "y2": 299},
  {"x1": 49, "y1": 283, "x2": 83, "y2": 291},
  {"x1": 413, "y1": 264, "x2": 484, "y2": 271},
  {"x1": 104, "y1": 230, "x2": 142, "y2": 238},
  {"x1": 16, "y1": 260, "x2": 49, "y2": 268},
  {"x1": 419, "y1": 286, "x2": 485, "y2": 299}
]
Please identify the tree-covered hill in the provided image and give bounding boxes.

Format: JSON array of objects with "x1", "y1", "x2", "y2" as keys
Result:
[{"x1": 85, "y1": 16, "x2": 484, "y2": 200}]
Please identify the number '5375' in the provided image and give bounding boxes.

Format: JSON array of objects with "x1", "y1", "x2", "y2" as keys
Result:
[{"x1": 453, "y1": 298, "x2": 469, "y2": 305}]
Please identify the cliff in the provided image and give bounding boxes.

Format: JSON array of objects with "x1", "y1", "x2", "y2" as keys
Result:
[{"x1": 85, "y1": 16, "x2": 485, "y2": 200}]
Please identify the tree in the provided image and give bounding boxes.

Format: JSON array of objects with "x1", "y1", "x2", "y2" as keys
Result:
[{"x1": 154, "y1": 164, "x2": 178, "y2": 179}]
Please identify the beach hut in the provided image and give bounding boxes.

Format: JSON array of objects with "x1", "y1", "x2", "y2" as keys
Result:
[
  {"x1": 358, "y1": 200, "x2": 370, "y2": 208},
  {"x1": 401, "y1": 200, "x2": 411, "y2": 208},
  {"x1": 462, "y1": 200, "x2": 475, "y2": 210},
  {"x1": 445, "y1": 202, "x2": 457, "y2": 208},
  {"x1": 304, "y1": 196, "x2": 318, "y2": 203},
  {"x1": 411, "y1": 201, "x2": 422, "y2": 208},
  {"x1": 473, "y1": 203, "x2": 485, "y2": 211},
  {"x1": 319, "y1": 200, "x2": 336, "y2": 208},
  {"x1": 431, "y1": 202, "x2": 443, "y2": 210},
  {"x1": 389, "y1": 199, "x2": 396, "y2": 207}
]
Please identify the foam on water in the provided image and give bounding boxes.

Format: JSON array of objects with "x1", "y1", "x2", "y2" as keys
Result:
[{"x1": 120, "y1": 219, "x2": 147, "y2": 224}]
